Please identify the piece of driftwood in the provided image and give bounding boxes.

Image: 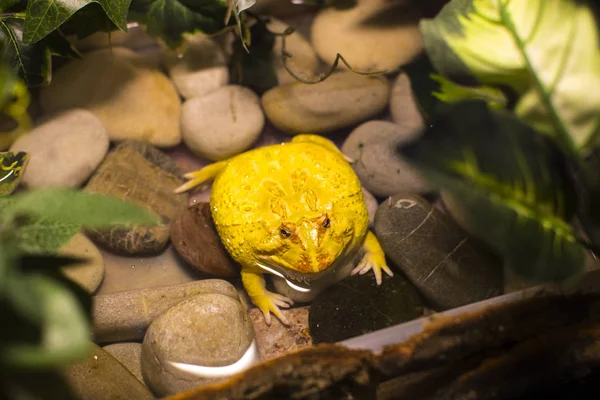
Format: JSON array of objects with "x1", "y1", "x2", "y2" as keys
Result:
[{"x1": 166, "y1": 292, "x2": 600, "y2": 400}]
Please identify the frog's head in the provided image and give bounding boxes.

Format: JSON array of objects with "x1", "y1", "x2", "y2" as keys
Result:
[{"x1": 254, "y1": 210, "x2": 356, "y2": 290}]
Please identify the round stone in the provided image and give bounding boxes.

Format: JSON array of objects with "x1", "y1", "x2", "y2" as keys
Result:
[
  {"x1": 181, "y1": 85, "x2": 264, "y2": 161},
  {"x1": 262, "y1": 71, "x2": 389, "y2": 135},
  {"x1": 141, "y1": 293, "x2": 256, "y2": 396},
  {"x1": 10, "y1": 109, "x2": 109, "y2": 188},
  {"x1": 342, "y1": 120, "x2": 430, "y2": 197},
  {"x1": 389, "y1": 72, "x2": 426, "y2": 132}
]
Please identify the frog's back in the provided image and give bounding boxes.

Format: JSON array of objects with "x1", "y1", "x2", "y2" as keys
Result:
[{"x1": 210, "y1": 141, "x2": 365, "y2": 228}]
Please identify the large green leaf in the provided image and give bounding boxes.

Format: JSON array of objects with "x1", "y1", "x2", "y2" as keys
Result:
[
  {"x1": 420, "y1": 0, "x2": 600, "y2": 156},
  {"x1": 23, "y1": 0, "x2": 131, "y2": 44},
  {"x1": 0, "y1": 15, "x2": 79, "y2": 86},
  {"x1": 0, "y1": 188, "x2": 160, "y2": 228},
  {"x1": 398, "y1": 100, "x2": 587, "y2": 282},
  {"x1": 128, "y1": 0, "x2": 238, "y2": 49}
]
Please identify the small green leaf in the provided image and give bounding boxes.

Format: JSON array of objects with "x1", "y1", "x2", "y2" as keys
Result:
[
  {"x1": 0, "y1": 15, "x2": 80, "y2": 86},
  {"x1": 13, "y1": 217, "x2": 81, "y2": 254},
  {"x1": 23, "y1": 0, "x2": 131, "y2": 44},
  {"x1": 129, "y1": 0, "x2": 237, "y2": 49},
  {"x1": 0, "y1": 188, "x2": 160, "y2": 228},
  {"x1": 420, "y1": 0, "x2": 600, "y2": 157},
  {"x1": 398, "y1": 101, "x2": 586, "y2": 282},
  {"x1": 430, "y1": 73, "x2": 507, "y2": 110},
  {"x1": 2, "y1": 274, "x2": 92, "y2": 368},
  {"x1": 229, "y1": 19, "x2": 277, "y2": 94}
]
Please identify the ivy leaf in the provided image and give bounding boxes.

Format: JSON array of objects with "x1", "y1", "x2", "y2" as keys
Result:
[
  {"x1": 129, "y1": 0, "x2": 237, "y2": 49},
  {"x1": 398, "y1": 101, "x2": 586, "y2": 282},
  {"x1": 23, "y1": 0, "x2": 131, "y2": 44},
  {"x1": 0, "y1": 15, "x2": 80, "y2": 86},
  {"x1": 420, "y1": 0, "x2": 600, "y2": 156},
  {"x1": 0, "y1": 188, "x2": 160, "y2": 228}
]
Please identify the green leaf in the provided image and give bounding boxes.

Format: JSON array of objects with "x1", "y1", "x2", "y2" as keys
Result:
[
  {"x1": 420, "y1": 0, "x2": 600, "y2": 156},
  {"x1": 229, "y1": 18, "x2": 277, "y2": 94},
  {"x1": 23, "y1": 0, "x2": 131, "y2": 44},
  {"x1": 0, "y1": 15, "x2": 80, "y2": 86},
  {"x1": 0, "y1": 188, "x2": 160, "y2": 228},
  {"x1": 430, "y1": 73, "x2": 507, "y2": 110},
  {"x1": 129, "y1": 0, "x2": 237, "y2": 49},
  {"x1": 2, "y1": 273, "x2": 92, "y2": 368},
  {"x1": 398, "y1": 100, "x2": 586, "y2": 282},
  {"x1": 12, "y1": 217, "x2": 81, "y2": 254}
]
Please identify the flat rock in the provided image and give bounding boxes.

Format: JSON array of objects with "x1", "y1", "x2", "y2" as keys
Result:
[
  {"x1": 389, "y1": 72, "x2": 426, "y2": 132},
  {"x1": 84, "y1": 140, "x2": 188, "y2": 255},
  {"x1": 181, "y1": 85, "x2": 264, "y2": 161},
  {"x1": 60, "y1": 342, "x2": 154, "y2": 400},
  {"x1": 164, "y1": 34, "x2": 229, "y2": 100},
  {"x1": 262, "y1": 71, "x2": 389, "y2": 135},
  {"x1": 92, "y1": 279, "x2": 240, "y2": 343},
  {"x1": 141, "y1": 293, "x2": 256, "y2": 397},
  {"x1": 267, "y1": 17, "x2": 320, "y2": 85},
  {"x1": 311, "y1": 0, "x2": 423, "y2": 72},
  {"x1": 309, "y1": 272, "x2": 424, "y2": 344},
  {"x1": 10, "y1": 109, "x2": 109, "y2": 188},
  {"x1": 39, "y1": 47, "x2": 182, "y2": 148},
  {"x1": 103, "y1": 342, "x2": 145, "y2": 384},
  {"x1": 58, "y1": 232, "x2": 105, "y2": 294},
  {"x1": 342, "y1": 120, "x2": 430, "y2": 197},
  {"x1": 170, "y1": 202, "x2": 239, "y2": 277},
  {"x1": 249, "y1": 306, "x2": 312, "y2": 362},
  {"x1": 374, "y1": 194, "x2": 504, "y2": 310}
]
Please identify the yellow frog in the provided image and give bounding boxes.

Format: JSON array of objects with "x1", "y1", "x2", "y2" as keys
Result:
[{"x1": 175, "y1": 134, "x2": 393, "y2": 325}]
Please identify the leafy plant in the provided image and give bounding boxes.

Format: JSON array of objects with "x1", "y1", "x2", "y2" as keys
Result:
[{"x1": 398, "y1": 0, "x2": 600, "y2": 283}]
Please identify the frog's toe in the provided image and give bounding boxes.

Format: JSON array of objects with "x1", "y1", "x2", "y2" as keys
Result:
[
  {"x1": 351, "y1": 253, "x2": 393, "y2": 285},
  {"x1": 258, "y1": 291, "x2": 293, "y2": 326}
]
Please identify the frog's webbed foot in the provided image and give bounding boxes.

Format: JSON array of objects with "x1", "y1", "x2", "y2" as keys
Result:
[
  {"x1": 174, "y1": 159, "x2": 230, "y2": 194},
  {"x1": 351, "y1": 230, "x2": 393, "y2": 285},
  {"x1": 241, "y1": 270, "x2": 294, "y2": 326}
]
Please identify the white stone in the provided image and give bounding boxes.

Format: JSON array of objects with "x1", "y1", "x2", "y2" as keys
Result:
[
  {"x1": 10, "y1": 109, "x2": 109, "y2": 188},
  {"x1": 181, "y1": 85, "x2": 264, "y2": 161}
]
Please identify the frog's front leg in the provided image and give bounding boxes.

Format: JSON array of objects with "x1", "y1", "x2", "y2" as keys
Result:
[
  {"x1": 241, "y1": 268, "x2": 294, "y2": 326},
  {"x1": 351, "y1": 230, "x2": 394, "y2": 285}
]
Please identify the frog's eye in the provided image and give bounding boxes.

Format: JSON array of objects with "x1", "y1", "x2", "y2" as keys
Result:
[
  {"x1": 322, "y1": 216, "x2": 330, "y2": 229},
  {"x1": 280, "y1": 225, "x2": 293, "y2": 238}
]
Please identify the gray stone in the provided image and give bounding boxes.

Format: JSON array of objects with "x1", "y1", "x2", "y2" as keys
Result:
[
  {"x1": 262, "y1": 71, "x2": 389, "y2": 135},
  {"x1": 374, "y1": 194, "x2": 504, "y2": 310},
  {"x1": 60, "y1": 342, "x2": 154, "y2": 400},
  {"x1": 181, "y1": 85, "x2": 264, "y2": 161},
  {"x1": 362, "y1": 187, "x2": 378, "y2": 228},
  {"x1": 342, "y1": 120, "x2": 430, "y2": 197},
  {"x1": 58, "y1": 232, "x2": 105, "y2": 294},
  {"x1": 84, "y1": 140, "x2": 188, "y2": 255},
  {"x1": 164, "y1": 34, "x2": 229, "y2": 100},
  {"x1": 103, "y1": 342, "x2": 144, "y2": 384},
  {"x1": 10, "y1": 109, "x2": 109, "y2": 188},
  {"x1": 141, "y1": 293, "x2": 255, "y2": 396},
  {"x1": 92, "y1": 279, "x2": 240, "y2": 343},
  {"x1": 389, "y1": 72, "x2": 426, "y2": 132}
]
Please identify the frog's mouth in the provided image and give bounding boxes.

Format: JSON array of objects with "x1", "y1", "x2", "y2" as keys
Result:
[{"x1": 256, "y1": 248, "x2": 355, "y2": 293}]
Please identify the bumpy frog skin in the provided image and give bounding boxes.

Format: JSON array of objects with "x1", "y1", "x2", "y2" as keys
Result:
[{"x1": 175, "y1": 134, "x2": 393, "y2": 325}]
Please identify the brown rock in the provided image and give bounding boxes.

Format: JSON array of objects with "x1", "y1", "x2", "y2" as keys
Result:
[
  {"x1": 84, "y1": 140, "x2": 188, "y2": 255},
  {"x1": 171, "y1": 202, "x2": 239, "y2": 277},
  {"x1": 141, "y1": 293, "x2": 256, "y2": 396},
  {"x1": 61, "y1": 342, "x2": 154, "y2": 400},
  {"x1": 249, "y1": 306, "x2": 312, "y2": 362},
  {"x1": 92, "y1": 279, "x2": 240, "y2": 343},
  {"x1": 103, "y1": 342, "x2": 145, "y2": 384},
  {"x1": 58, "y1": 232, "x2": 105, "y2": 294}
]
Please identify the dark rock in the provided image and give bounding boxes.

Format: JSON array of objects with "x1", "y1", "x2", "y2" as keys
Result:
[
  {"x1": 60, "y1": 342, "x2": 154, "y2": 399},
  {"x1": 375, "y1": 194, "x2": 504, "y2": 310},
  {"x1": 309, "y1": 272, "x2": 424, "y2": 344},
  {"x1": 92, "y1": 279, "x2": 240, "y2": 343},
  {"x1": 249, "y1": 306, "x2": 312, "y2": 362},
  {"x1": 170, "y1": 202, "x2": 239, "y2": 277},
  {"x1": 141, "y1": 293, "x2": 256, "y2": 397},
  {"x1": 84, "y1": 140, "x2": 188, "y2": 255}
]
